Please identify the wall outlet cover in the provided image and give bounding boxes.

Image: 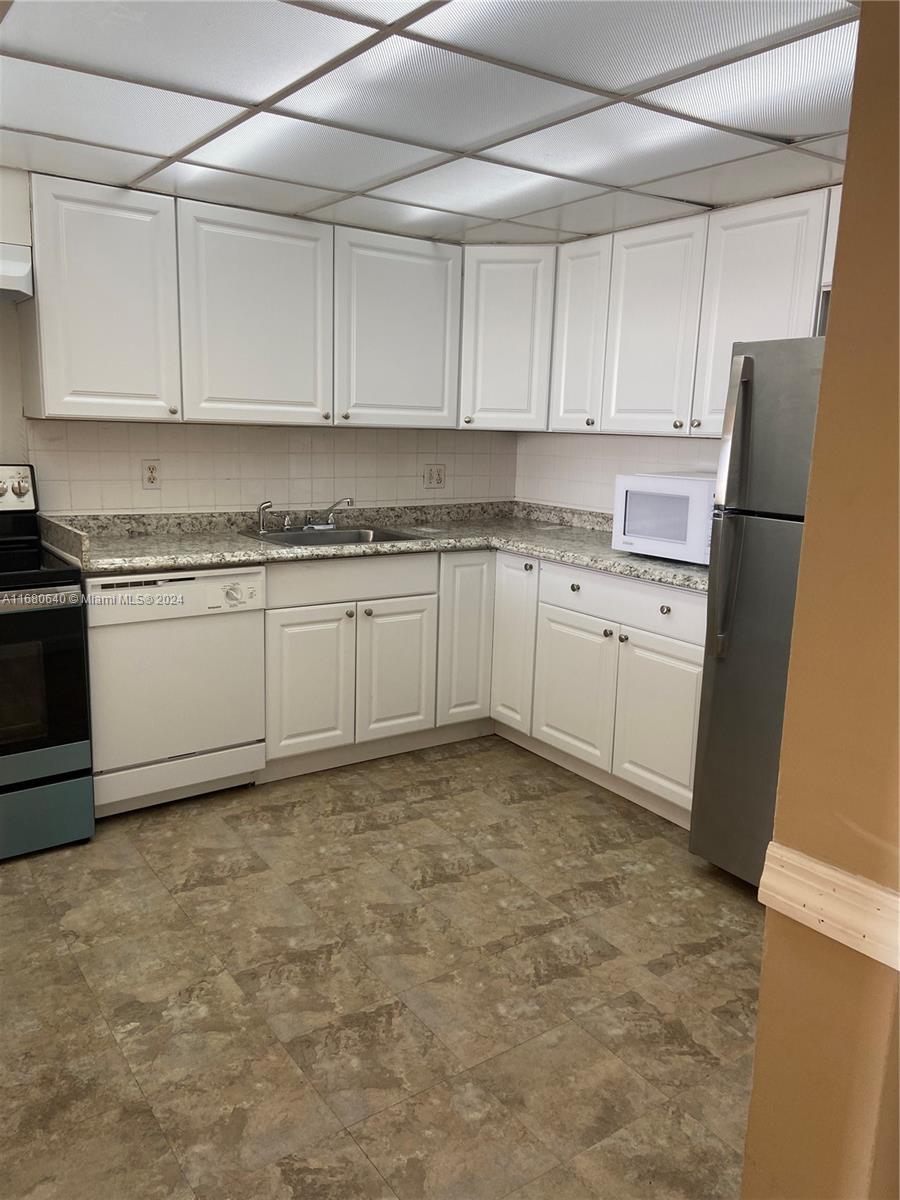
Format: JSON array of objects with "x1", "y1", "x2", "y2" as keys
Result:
[
  {"x1": 424, "y1": 463, "x2": 446, "y2": 489},
  {"x1": 142, "y1": 459, "x2": 161, "y2": 490}
]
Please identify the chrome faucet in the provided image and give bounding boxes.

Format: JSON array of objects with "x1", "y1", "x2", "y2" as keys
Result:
[
  {"x1": 305, "y1": 496, "x2": 354, "y2": 530},
  {"x1": 256, "y1": 500, "x2": 273, "y2": 534}
]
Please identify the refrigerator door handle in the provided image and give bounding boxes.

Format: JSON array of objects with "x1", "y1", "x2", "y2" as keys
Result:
[
  {"x1": 715, "y1": 354, "x2": 754, "y2": 509},
  {"x1": 710, "y1": 515, "x2": 745, "y2": 660}
]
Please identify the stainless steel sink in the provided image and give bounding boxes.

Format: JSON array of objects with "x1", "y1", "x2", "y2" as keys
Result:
[{"x1": 243, "y1": 527, "x2": 421, "y2": 546}]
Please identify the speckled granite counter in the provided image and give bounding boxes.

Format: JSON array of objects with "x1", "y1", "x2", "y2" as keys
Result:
[{"x1": 41, "y1": 503, "x2": 709, "y2": 593}]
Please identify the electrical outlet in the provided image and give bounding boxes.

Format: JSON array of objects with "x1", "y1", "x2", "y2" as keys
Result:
[
  {"x1": 142, "y1": 459, "x2": 161, "y2": 490},
  {"x1": 424, "y1": 463, "x2": 446, "y2": 489}
]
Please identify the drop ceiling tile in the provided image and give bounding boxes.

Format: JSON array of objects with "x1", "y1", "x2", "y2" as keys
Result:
[
  {"x1": 139, "y1": 163, "x2": 344, "y2": 214},
  {"x1": 795, "y1": 132, "x2": 848, "y2": 160},
  {"x1": 408, "y1": 1, "x2": 855, "y2": 92},
  {"x1": 517, "y1": 190, "x2": 706, "y2": 236},
  {"x1": 0, "y1": 128, "x2": 162, "y2": 186},
  {"x1": 0, "y1": 1, "x2": 374, "y2": 105},
  {"x1": 636, "y1": 149, "x2": 842, "y2": 207},
  {"x1": 303, "y1": 195, "x2": 485, "y2": 239},
  {"x1": 190, "y1": 111, "x2": 446, "y2": 190},
  {"x1": 488, "y1": 102, "x2": 765, "y2": 188},
  {"x1": 464, "y1": 221, "x2": 580, "y2": 244},
  {"x1": 0, "y1": 57, "x2": 242, "y2": 157},
  {"x1": 644, "y1": 22, "x2": 858, "y2": 140},
  {"x1": 277, "y1": 38, "x2": 601, "y2": 151},
  {"x1": 370, "y1": 158, "x2": 603, "y2": 220},
  {"x1": 312, "y1": 1, "x2": 427, "y2": 24}
]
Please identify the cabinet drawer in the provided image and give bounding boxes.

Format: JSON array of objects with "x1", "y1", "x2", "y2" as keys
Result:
[
  {"x1": 267, "y1": 553, "x2": 439, "y2": 609},
  {"x1": 539, "y1": 560, "x2": 706, "y2": 645}
]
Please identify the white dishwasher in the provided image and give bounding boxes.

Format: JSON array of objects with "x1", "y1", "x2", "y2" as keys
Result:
[{"x1": 85, "y1": 566, "x2": 266, "y2": 816}]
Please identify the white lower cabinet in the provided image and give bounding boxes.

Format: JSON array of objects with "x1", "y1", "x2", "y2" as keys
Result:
[
  {"x1": 437, "y1": 552, "x2": 495, "y2": 726},
  {"x1": 611, "y1": 625, "x2": 704, "y2": 811},
  {"x1": 356, "y1": 594, "x2": 437, "y2": 743},
  {"x1": 490, "y1": 553, "x2": 539, "y2": 733},
  {"x1": 532, "y1": 603, "x2": 619, "y2": 770}
]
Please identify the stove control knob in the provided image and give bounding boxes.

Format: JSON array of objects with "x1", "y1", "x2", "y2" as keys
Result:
[
  {"x1": 224, "y1": 584, "x2": 243, "y2": 604},
  {"x1": 11, "y1": 478, "x2": 30, "y2": 497},
  {"x1": 0, "y1": 481, "x2": 7, "y2": 497}
]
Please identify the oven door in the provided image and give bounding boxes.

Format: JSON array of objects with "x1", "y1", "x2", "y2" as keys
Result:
[{"x1": 0, "y1": 584, "x2": 91, "y2": 787}]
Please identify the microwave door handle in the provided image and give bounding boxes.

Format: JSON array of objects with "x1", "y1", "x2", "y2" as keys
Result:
[
  {"x1": 715, "y1": 354, "x2": 753, "y2": 510},
  {"x1": 709, "y1": 514, "x2": 745, "y2": 660}
]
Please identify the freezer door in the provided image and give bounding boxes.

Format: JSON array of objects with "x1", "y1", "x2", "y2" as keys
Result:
[
  {"x1": 689, "y1": 511, "x2": 803, "y2": 885},
  {"x1": 716, "y1": 337, "x2": 824, "y2": 518}
]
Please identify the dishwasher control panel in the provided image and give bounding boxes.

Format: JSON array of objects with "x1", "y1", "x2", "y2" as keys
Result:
[
  {"x1": 206, "y1": 577, "x2": 261, "y2": 611},
  {"x1": 86, "y1": 567, "x2": 266, "y2": 626}
]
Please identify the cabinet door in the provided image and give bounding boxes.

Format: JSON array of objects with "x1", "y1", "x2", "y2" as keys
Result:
[
  {"x1": 335, "y1": 228, "x2": 461, "y2": 427},
  {"x1": 265, "y1": 604, "x2": 356, "y2": 759},
  {"x1": 532, "y1": 603, "x2": 619, "y2": 771},
  {"x1": 28, "y1": 174, "x2": 180, "y2": 421},
  {"x1": 179, "y1": 201, "x2": 333, "y2": 425},
  {"x1": 437, "y1": 551, "x2": 495, "y2": 726},
  {"x1": 612, "y1": 625, "x2": 703, "y2": 811},
  {"x1": 460, "y1": 245, "x2": 555, "y2": 431},
  {"x1": 601, "y1": 215, "x2": 707, "y2": 435},
  {"x1": 549, "y1": 235, "x2": 612, "y2": 432},
  {"x1": 490, "y1": 553, "x2": 538, "y2": 732},
  {"x1": 821, "y1": 184, "x2": 842, "y2": 291},
  {"x1": 356, "y1": 594, "x2": 437, "y2": 742},
  {"x1": 692, "y1": 191, "x2": 828, "y2": 436}
]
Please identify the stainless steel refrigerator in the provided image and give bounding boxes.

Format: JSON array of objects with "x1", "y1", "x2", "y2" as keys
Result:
[{"x1": 690, "y1": 337, "x2": 824, "y2": 886}]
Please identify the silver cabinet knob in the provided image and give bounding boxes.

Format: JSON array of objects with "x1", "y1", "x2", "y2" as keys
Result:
[
  {"x1": 341, "y1": 412, "x2": 350, "y2": 420},
  {"x1": 672, "y1": 419, "x2": 684, "y2": 429},
  {"x1": 690, "y1": 418, "x2": 701, "y2": 428},
  {"x1": 618, "y1": 633, "x2": 629, "y2": 643},
  {"x1": 523, "y1": 562, "x2": 534, "y2": 571},
  {"x1": 463, "y1": 416, "x2": 473, "y2": 424},
  {"x1": 364, "y1": 608, "x2": 373, "y2": 616},
  {"x1": 585, "y1": 417, "x2": 595, "y2": 427},
  {"x1": 322, "y1": 411, "x2": 331, "y2": 420},
  {"x1": 168, "y1": 406, "x2": 178, "y2": 415},
  {"x1": 346, "y1": 609, "x2": 355, "y2": 618},
  {"x1": 603, "y1": 628, "x2": 613, "y2": 638},
  {"x1": 570, "y1": 583, "x2": 580, "y2": 592},
  {"x1": 11, "y1": 478, "x2": 30, "y2": 497},
  {"x1": 660, "y1": 604, "x2": 671, "y2": 615},
  {"x1": 0, "y1": 481, "x2": 7, "y2": 497}
]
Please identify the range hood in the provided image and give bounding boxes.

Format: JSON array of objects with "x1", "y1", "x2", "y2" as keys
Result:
[{"x1": 0, "y1": 244, "x2": 33, "y2": 301}]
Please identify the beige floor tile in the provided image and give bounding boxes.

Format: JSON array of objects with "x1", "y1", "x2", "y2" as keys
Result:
[
  {"x1": 348, "y1": 903, "x2": 483, "y2": 992},
  {"x1": 677, "y1": 1052, "x2": 755, "y2": 1155},
  {"x1": 292, "y1": 858, "x2": 424, "y2": 936},
  {"x1": 501, "y1": 1163, "x2": 597, "y2": 1200},
  {"x1": 421, "y1": 867, "x2": 569, "y2": 955}
]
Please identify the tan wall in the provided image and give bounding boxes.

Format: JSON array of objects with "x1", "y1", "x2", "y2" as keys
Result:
[{"x1": 743, "y1": 3, "x2": 899, "y2": 1197}]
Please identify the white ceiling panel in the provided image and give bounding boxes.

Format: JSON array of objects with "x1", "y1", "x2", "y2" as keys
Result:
[
  {"x1": 516, "y1": 189, "x2": 706, "y2": 236},
  {"x1": 277, "y1": 38, "x2": 600, "y2": 151},
  {"x1": 0, "y1": 128, "x2": 162, "y2": 186},
  {"x1": 0, "y1": 2, "x2": 374, "y2": 105},
  {"x1": 139, "y1": 162, "x2": 345, "y2": 214},
  {"x1": 464, "y1": 221, "x2": 580, "y2": 244},
  {"x1": 0, "y1": 57, "x2": 242, "y2": 157},
  {"x1": 636, "y1": 149, "x2": 843, "y2": 206},
  {"x1": 190, "y1": 111, "x2": 446, "y2": 190},
  {"x1": 644, "y1": 22, "x2": 858, "y2": 140},
  {"x1": 795, "y1": 132, "x2": 849, "y2": 160},
  {"x1": 488, "y1": 102, "x2": 765, "y2": 188},
  {"x1": 370, "y1": 157, "x2": 604, "y2": 219},
  {"x1": 303, "y1": 194, "x2": 486, "y2": 238},
  {"x1": 311, "y1": 1, "x2": 427, "y2": 24},
  {"x1": 408, "y1": 1, "x2": 855, "y2": 93}
]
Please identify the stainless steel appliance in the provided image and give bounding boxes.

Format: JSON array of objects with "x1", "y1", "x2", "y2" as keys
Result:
[
  {"x1": 0, "y1": 464, "x2": 93, "y2": 859},
  {"x1": 612, "y1": 472, "x2": 716, "y2": 565},
  {"x1": 690, "y1": 337, "x2": 824, "y2": 886}
]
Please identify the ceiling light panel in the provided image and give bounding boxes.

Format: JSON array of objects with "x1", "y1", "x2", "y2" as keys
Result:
[
  {"x1": 407, "y1": 1, "x2": 855, "y2": 93},
  {"x1": 0, "y1": 57, "x2": 242, "y2": 157},
  {"x1": 139, "y1": 163, "x2": 344, "y2": 214},
  {"x1": 488, "y1": 102, "x2": 764, "y2": 188},
  {"x1": 0, "y1": 128, "x2": 163, "y2": 186},
  {"x1": 644, "y1": 22, "x2": 858, "y2": 140},
  {"x1": 277, "y1": 38, "x2": 601, "y2": 151},
  {"x1": 190, "y1": 111, "x2": 446, "y2": 191},
  {"x1": 516, "y1": 190, "x2": 706, "y2": 236},
  {"x1": 370, "y1": 157, "x2": 604, "y2": 219},
  {"x1": 303, "y1": 195, "x2": 486, "y2": 238},
  {"x1": 464, "y1": 221, "x2": 581, "y2": 244},
  {"x1": 636, "y1": 150, "x2": 842, "y2": 206},
  {"x1": 0, "y1": 1, "x2": 374, "y2": 106}
]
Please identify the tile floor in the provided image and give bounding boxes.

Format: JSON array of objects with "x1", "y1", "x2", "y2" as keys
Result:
[{"x1": 2, "y1": 736, "x2": 764, "y2": 1200}]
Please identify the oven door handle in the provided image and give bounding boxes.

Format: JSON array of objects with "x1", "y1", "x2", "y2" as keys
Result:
[{"x1": 0, "y1": 584, "x2": 83, "y2": 613}]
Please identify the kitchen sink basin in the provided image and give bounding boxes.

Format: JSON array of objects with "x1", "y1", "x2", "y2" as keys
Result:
[{"x1": 243, "y1": 526, "x2": 421, "y2": 546}]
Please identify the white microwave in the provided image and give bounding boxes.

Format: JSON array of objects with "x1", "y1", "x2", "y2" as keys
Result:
[{"x1": 612, "y1": 472, "x2": 716, "y2": 565}]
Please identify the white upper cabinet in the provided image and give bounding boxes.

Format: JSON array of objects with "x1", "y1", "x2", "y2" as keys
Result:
[
  {"x1": 460, "y1": 245, "x2": 556, "y2": 431},
  {"x1": 25, "y1": 175, "x2": 181, "y2": 421},
  {"x1": 335, "y1": 227, "x2": 461, "y2": 428},
  {"x1": 178, "y1": 201, "x2": 333, "y2": 426},
  {"x1": 601, "y1": 215, "x2": 707, "y2": 436},
  {"x1": 692, "y1": 190, "x2": 828, "y2": 436},
  {"x1": 821, "y1": 184, "x2": 842, "y2": 291},
  {"x1": 549, "y1": 235, "x2": 612, "y2": 432}
]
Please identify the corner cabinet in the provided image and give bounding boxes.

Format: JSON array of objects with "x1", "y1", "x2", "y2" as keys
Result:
[
  {"x1": 334, "y1": 227, "x2": 461, "y2": 427},
  {"x1": 549, "y1": 235, "x2": 612, "y2": 432},
  {"x1": 23, "y1": 175, "x2": 181, "y2": 421},
  {"x1": 437, "y1": 551, "x2": 495, "y2": 726},
  {"x1": 490, "y1": 552, "x2": 539, "y2": 732},
  {"x1": 178, "y1": 201, "x2": 333, "y2": 425},
  {"x1": 692, "y1": 191, "x2": 828, "y2": 436},
  {"x1": 460, "y1": 245, "x2": 556, "y2": 431}
]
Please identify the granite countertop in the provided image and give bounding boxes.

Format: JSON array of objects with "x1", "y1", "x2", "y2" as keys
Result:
[{"x1": 43, "y1": 504, "x2": 709, "y2": 593}]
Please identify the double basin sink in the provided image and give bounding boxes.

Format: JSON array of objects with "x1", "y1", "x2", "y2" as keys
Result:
[{"x1": 243, "y1": 526, "x2": 423, "y2": 547}]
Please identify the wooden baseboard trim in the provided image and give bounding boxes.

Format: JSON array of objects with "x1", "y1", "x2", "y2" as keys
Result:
[{"x1": 759, "y1": 841, "x2": 900, "y2": 970}]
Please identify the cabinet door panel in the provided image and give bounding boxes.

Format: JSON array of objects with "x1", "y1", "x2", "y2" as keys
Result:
[
  {"x1": 532, "y1": 603, "x2": 619, "y2": 771},
  {"x1": 612, "y1": 625, "x2": 703, "y2": 811},
  {"x1": 601, "y1": 215, "x2": 707, "y2": 435},
  {"x1": 550, "y1": 236, "x2": 611, "y2": 432},
  {"x1": 29, "y1": 175, "x2": 180, "y2": 420},
  {"x1": 490, "y1": 553, "x2": 538, "y2": 732},
  {"x1": 692, "y1": 191, "x2": 827, "y2": 436},
  {"x1": 820, "y1": 183, "x2": 842, "y2": 291},
  {"x1": 335, "y1": 228, "x2": 461, "y2": 427},
  {"x1": 356, "y1": 594, "x2": 437, "y2": 741},
  {"x1": 179, "y1": 201, "x2": 332, "y2": 425},
  {"x1": 460, "y1": 246, "x2": 555, "y2": 431},
  {"x1": 437, "y1": 551, "x2": 495, "y2": 725},
  {"x1": 265, "y1": 604, "x2": 356, "y2": 759}
]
